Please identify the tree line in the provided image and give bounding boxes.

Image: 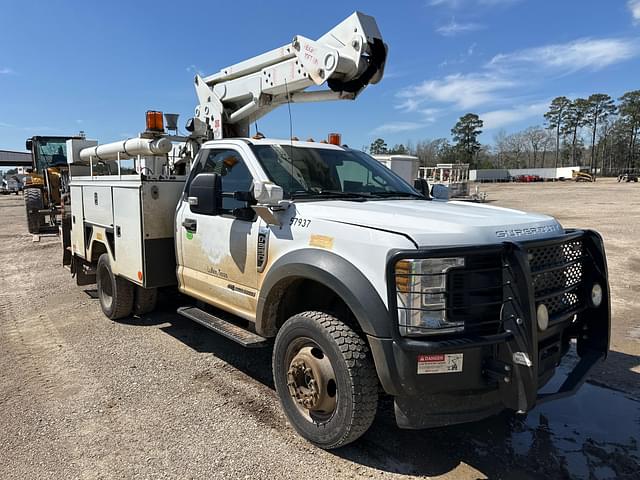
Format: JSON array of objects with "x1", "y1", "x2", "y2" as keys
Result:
[{"x1": 368, "y1": 89, "x2": 640, "y2": 174}]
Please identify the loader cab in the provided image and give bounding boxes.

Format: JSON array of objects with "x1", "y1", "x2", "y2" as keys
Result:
[{"x1": 25, "y1": 136, "x2": 78, "y2": 174}]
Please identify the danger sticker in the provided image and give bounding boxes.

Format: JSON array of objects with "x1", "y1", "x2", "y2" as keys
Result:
[{"x1": 417, "y1": 353, "x2": 463, "y2": 374}]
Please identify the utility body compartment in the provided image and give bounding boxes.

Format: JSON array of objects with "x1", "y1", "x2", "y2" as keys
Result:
[{"x1": 70, "y1": 176, "x2": 184, "y2": 288}]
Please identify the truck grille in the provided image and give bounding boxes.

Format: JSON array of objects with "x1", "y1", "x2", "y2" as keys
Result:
[
  {"x1": 528, "y1": 239, "x2": 585, "y2": 322},
  {"x1": 448, "y1": 255, "x2": 503, "y2": 335},
  {"x1": 390, "y1": 234, "x2": 590, "y2": 338}
]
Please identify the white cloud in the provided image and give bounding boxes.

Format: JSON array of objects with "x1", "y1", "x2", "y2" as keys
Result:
[
  {"x1": 428, "y1": 0, "x2": 461, "y2": 6},
  {"x1": 0, "y1": 67, "x2": 14, "y2": 75},
  {"x1": 436, "y1": 19, "x2": 484, "y2": 36},
  {"x1": 392, "y1": 35, "x2": 640, "y2": 135},
  {"x1": 478, "y1": 0, "x2": 520, "y2": 5},
  {"x1": 629, "y1": 1, "x2": 640, "y2": 23},
  {"x1": 488, "y1": 38, "x2": 640, "y2": 73},
  {"x1": 480, "y1": 102, "x2": 548, "y2": 130},
  {"x1": 186, "y1": 65, "x2": 202, "y2": 75},
  {"x1": 429, "y1": 0, "x2": 519, "y2": 7},
  {"x1": 396, "y1": 73, "x2": 515, "y2": 111},
  {"x1": 420, "y1": 108, "x2": 440, "y2": 123},
  {"x1": 371, "y1": 122, "x2": 426, "y2": 134}
]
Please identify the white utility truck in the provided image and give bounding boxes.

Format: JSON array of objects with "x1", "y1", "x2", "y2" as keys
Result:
[{"x1": 61, "y1": 12, "x2": 611, "y2": 449}]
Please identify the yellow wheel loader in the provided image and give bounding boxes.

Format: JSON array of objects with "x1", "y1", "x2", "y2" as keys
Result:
[{"x1": 24, "y1": 135, "x2": 83, "y2": 234}]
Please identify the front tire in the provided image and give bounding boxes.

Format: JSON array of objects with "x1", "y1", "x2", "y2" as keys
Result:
[
  {"x1": 273, "y1": 311, "x2": 378, "y2": 449},
  {"x1": 96, "y1": 253, "x2": 134, "y2": 320}
]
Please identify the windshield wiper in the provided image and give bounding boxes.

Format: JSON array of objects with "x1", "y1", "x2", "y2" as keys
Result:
[
  {"x1": 290, "y1": 190, "x2": 371, "y2": 201},
  {"x1": 367, "y1": 191, "x2": 426, "y2": 199}
]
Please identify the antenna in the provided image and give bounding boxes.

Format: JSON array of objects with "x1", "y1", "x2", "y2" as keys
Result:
[{"x1": 284, "y1": 78, "x2": 294, "y2": 196}]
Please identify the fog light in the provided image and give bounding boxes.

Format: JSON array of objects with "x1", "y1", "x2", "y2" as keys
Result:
[
  {"x1": 536, "y1": 304, "x2": 549, "y2": 331},
  {"x1": 590, "y1": 283, "x2": 603, "y2": 308}
]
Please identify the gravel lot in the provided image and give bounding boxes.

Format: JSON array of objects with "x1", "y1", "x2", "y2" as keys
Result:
[{"x1": 0, "y1": 179, "x2": 638, "y2": 479}]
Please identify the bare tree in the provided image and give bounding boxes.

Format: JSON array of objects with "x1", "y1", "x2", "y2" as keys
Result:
[
  {"x1": 493, "y1": 130, "x2": 526, "y2": 168},
  {"x1": 523, "y1": 126, "x2": 547, "y2": 168}
]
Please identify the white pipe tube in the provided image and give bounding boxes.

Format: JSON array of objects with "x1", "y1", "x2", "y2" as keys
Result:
[{"x1": 79, "y1": 137, "x2": 172, "y2": 162}]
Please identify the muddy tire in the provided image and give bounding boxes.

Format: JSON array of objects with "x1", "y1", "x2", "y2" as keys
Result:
[
  {"x1": 24, "y1": 188, "x2": 43, "y2": 234},
  {"x1": 273, "y1": 311, "x2": 378, "y2": 449},
  {"x1": 133, "y1": 286, "x2": 158, "y2": 315},
  {"x1": 96, "y1": 254, "x2": 133, "y2": 320}
]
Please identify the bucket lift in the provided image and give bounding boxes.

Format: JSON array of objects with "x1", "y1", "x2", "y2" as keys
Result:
[
  {"x1": 190, "y1": 11, "x2": 387, "y2": 139},
  {"x1": 71, "y1": 12, "x2": 387, "y2": 169}
]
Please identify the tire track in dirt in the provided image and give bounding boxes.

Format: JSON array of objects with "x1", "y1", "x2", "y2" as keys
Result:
[{"x1": 0, "y1": 233, "x2": 118, "y2": 479}]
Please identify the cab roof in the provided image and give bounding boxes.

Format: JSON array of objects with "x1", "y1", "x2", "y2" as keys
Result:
[{"x1": 202, "y1": 137, "x2": 347, "y2": 151}]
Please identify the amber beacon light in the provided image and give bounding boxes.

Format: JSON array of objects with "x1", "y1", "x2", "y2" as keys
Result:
[
  {"x1": 146, "y1": 110, "x2": 164, "y2": 131},
  {"x1": 327, "y1": 133, "x2": 342, "y2": 145}
]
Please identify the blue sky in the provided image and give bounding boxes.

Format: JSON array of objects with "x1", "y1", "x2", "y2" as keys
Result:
[{"x1": 1, "y1": 0, "x2": 640, "y2": 153}]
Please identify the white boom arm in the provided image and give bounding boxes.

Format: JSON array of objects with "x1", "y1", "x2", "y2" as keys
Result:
[{"x1": 191, "y1": 11, "x2": 387, "y2": 139}]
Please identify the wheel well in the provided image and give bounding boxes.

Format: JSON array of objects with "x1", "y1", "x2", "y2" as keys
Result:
[
  {"x1": 90, "y1": 241, "x2": 108, "y2": 264},
  {"x1": 261, "y1": 277, "x2": 361, "y2": 337}
]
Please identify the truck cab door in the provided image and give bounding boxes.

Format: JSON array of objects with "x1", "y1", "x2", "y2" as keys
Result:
[{"x1": 176, "y1": 147, "x2": 260, "y2": 320}]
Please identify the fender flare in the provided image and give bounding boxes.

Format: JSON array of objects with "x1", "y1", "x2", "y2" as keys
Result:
[{"x1": 256, "y1": 249, "x2": 391, "y2": 337}]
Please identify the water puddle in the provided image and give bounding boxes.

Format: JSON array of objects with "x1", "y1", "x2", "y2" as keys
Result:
[
  {"x1": 343, "y1": 360, "x2": 640, "y2": 479},
  {"x1": 507, "y1": 373, "x2": 640, "y2": 479}
]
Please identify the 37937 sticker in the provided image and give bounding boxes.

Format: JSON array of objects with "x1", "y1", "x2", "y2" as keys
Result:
[{"x1": 289, "y1": 217, "x2": 311, "y2": 228}]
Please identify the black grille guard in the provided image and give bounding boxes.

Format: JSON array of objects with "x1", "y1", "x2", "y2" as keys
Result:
[{"x1": 386, "y1": 229, "x2": 611, "y2": 412}]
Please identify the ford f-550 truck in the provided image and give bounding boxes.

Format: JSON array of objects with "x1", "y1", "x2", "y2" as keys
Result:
[{"x1": 60, "y1": 12, "x2": 610, "y2": 449}]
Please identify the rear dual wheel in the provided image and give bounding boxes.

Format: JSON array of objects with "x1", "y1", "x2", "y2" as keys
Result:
[
  {"x1": 97, "y1": 254, "x2": 134, "y2": 320},
  {"x1": 272, "y1": 311, "x2": 378, "y2": 449},
  {"x1": 96, "y1": 254, "x2": 158, "y2": 319}
]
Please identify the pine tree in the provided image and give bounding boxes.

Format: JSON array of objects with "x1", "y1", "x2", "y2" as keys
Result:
[
  {"x1": 544, "y1": 96, "x2": 572, "y2": 168},
  {"x1": 585, "y1": 94, "x2": 616, "y2": 175},
  {"x1": 451, "y1": 113, "x2": 483, "y2": 167}
]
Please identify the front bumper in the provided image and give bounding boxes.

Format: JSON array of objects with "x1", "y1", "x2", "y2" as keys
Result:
[{"x1": 371, "y1": 229, "x2": 610, "y2": 429}]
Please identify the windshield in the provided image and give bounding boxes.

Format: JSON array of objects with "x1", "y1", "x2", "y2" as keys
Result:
[
  {"x1": 34, "y1": 139, "x2": 68, "y2": 172},
  {"x1": 251, "y1": 144, "x2": 422, "y2": 200}
]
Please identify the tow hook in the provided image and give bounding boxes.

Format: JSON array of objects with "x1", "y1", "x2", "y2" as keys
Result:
[{"x1": 483, "y1": 359, "x2": 512, "y2": 384}]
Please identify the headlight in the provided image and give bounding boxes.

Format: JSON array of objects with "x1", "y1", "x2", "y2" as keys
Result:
[{"x1": 396, "y1": 257, "x2": 465, "y2": 336}]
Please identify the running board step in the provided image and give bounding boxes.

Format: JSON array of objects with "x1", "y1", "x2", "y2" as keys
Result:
[{"x1": 177, "y1": 306, "x2": 269, "y2": 348}]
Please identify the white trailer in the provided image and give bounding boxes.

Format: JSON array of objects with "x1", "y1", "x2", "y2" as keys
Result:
[{"x1": 373, "y1": 154, "x2": 418, "y2": 184}]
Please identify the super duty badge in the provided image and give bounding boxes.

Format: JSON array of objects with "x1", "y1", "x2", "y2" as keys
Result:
[{"x1": 495, "y1": 224, "x2": 560, "y2": 239}]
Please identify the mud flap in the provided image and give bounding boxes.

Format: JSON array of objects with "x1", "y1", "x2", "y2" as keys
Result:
[
  {"x1": 61, "y1": 216, "x2": 72, "y2": 267},
  {"x1": 71, "y1": 256, "x2": 96, "y2": 286}
]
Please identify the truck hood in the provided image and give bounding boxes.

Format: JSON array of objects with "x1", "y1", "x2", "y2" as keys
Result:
[{"x1": 294, "y1": 199, "x2": 563, "y2": 247}]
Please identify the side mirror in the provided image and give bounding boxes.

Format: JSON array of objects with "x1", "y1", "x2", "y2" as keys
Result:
[
  {"x1": 188, "y1": 173, "x2": 222, "y2": 215},
  {"x1": 413, "y1": 178, "x2": 431, "y2": 199},
  {"x1": 253, "y1": 180, "x2": 283, "y2": 206},
  {"x1": 431, "y1": 184, "x2": 450, "y2": 201},
  {"x1": 25, "y1": 139, "x2": 33, "y2": 151}
]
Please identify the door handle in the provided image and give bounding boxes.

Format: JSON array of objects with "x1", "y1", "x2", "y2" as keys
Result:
[{"x1": 182, "y1": 218, "x2": 197, "y2": 232}]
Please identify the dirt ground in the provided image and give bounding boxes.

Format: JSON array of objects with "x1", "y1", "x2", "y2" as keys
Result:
[{"x1": 0, "y1": 180, "x2": 638, "y2": 480}]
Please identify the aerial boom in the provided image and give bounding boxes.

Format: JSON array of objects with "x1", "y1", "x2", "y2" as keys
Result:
[{"x1": 192, "y1": 11, "x2": 387, "y2": 139}]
